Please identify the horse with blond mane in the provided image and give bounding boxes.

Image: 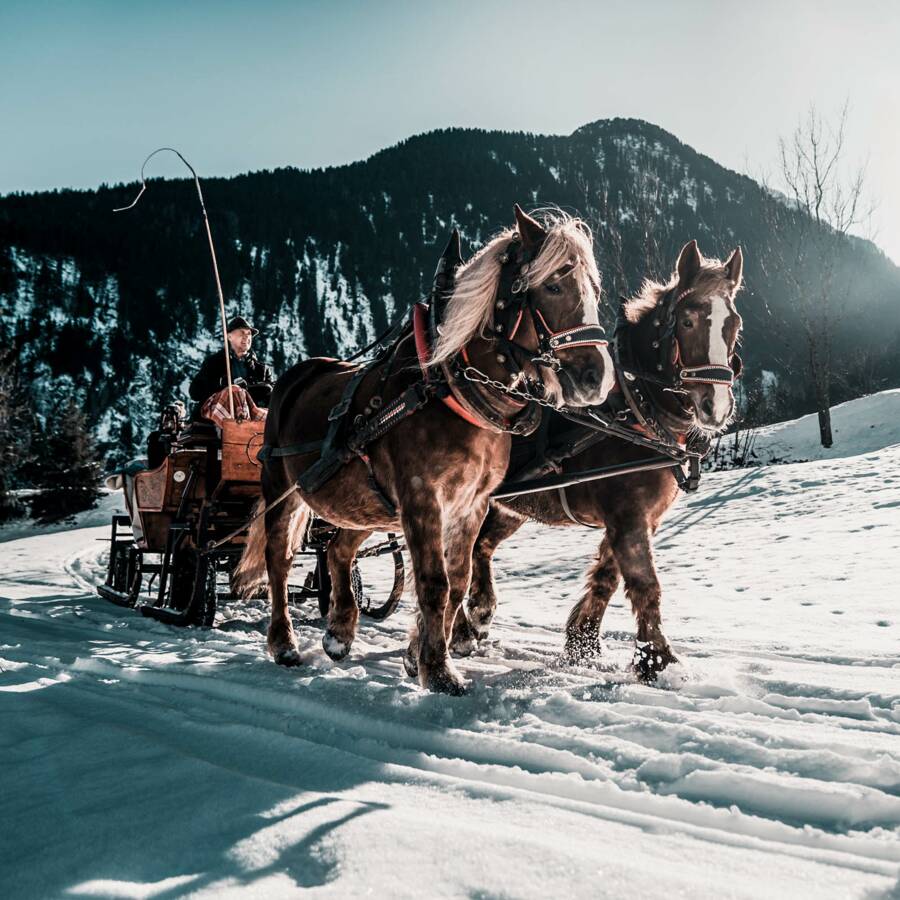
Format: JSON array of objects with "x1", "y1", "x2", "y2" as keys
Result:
[{"x1": 236, "y1": 206, "x2": 615, "y2": 693}]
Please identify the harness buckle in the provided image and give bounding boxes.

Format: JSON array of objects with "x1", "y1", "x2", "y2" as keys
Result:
[
  {"x1": 328, "y1": 397, "x2": 352, "y2": 421},
  {"x1": 511, "y1": 276, "x2": 527, "y2": 294},
  {"x1": 531, "y1": 352, "x2": 562, "y2": 372}
]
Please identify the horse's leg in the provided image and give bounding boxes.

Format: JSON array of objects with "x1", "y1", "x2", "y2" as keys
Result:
[
  {"x1": 266, "y1": 495, "x2": 304, "y2": 667},
  {"x1": 606, "y1": 518, "x2": 677, "y2": 681},
  {"x1": 451, "y1": 503, "x2": 525, "y2": 652},
  {"x1": 400, "y1": 496, "x2": 466, "y2": 695},
  {"x1": 322, "y1": 528, "x2": 372, "y2": 661},
  {"x1": 442, "y1": 502, "x2": 490, "y2": 658},
  {"x1": 563, "y1": 535, "x2": 621, "y2": 664}
]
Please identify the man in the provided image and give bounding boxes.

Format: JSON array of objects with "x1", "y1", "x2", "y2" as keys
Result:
[{"x1": 189, "y1": 316, "x2": 274, "y2": 413}]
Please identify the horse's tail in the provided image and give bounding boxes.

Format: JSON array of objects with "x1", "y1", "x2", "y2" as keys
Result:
[
  {"x1": 233, "y1": 493, "x2": 311, "y2": 598},
  {"x1": 233, "y1": 498, "x2": 269, "y2": 597}
]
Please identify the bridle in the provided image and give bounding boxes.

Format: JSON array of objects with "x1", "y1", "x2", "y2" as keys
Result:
[
  {"x1": 489, "y1": 235, "x2": 609, "y2": 383},
  {"x1": 608, "y1": 282, "x2": 743, "y2": 458},
  {"x1": 628, "y1": 285, "x2": 742, "y2": 391},
  {"x1": 424, "y1": 230, "x2": 610, "y2": 435}
]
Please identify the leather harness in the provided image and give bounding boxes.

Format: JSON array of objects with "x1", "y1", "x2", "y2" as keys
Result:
[
  {"x1": 258, "y1": 234, "x2": 740, "y2": 522},
  {"x1": 258, "y1": 228, "x2": 609, "y2": 511}
]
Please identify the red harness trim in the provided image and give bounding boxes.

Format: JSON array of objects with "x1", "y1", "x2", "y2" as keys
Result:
[
  {"x1": 508, "y1": 307, "x2": 525, "y2": 341},
  {"x1": 413, "y1": 303, "x2": 496, "y2": 430}
]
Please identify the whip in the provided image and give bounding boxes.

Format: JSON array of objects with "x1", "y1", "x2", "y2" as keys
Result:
[{"x1": 114, "y1": 148, "x2": 235, "y2": 418}]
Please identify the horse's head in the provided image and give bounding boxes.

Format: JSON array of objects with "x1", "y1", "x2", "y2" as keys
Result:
[
  {"x1": 508, "y1": 206, "x2": 615, "y2": 408},
  {"x1": 666, "y1": 240, "x2": 744, "y2": 432},
  {"x1": 623, "y1": 240, "x2": 744, "y2": 435},
  {"x1": 430, "y1": 207, "x2": 614, "y2": 409}
]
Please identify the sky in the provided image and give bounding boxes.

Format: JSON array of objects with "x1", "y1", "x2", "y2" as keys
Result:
[{"x1": 1, "y1": 0, "x2": 899, "y2": 261}]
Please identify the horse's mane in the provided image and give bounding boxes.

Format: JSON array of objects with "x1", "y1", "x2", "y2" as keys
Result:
[
  {"x1": 429, "y1": 210, "x2": 600, "y2": 367},
  {"x1": 623, "y1": 258, "x2": 733, "y2": 325}
]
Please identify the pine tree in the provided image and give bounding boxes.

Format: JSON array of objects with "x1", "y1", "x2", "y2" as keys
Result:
[
  {"x1": 0, "y1": 346, "x2": 38, "y2": 520},
  {"x1": 26, "y1": 395, "x2": 102, "y2": 522}
]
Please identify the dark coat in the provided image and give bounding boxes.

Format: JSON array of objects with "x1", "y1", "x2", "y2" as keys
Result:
[{"x1": 189, "y1": 349, "x2": 273, "y2": 404}]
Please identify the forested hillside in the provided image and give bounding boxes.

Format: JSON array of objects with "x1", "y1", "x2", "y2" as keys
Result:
[{"x1": 2, "y1": 118, "x2": 898, "y2": 464}]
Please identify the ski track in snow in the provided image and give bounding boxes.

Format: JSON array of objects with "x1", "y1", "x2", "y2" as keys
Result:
[{"x1": 1, "y1": 443, "x2": 899, "y2": 897}]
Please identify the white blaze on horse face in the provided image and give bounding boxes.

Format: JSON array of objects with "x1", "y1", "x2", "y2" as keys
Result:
[
  {"x1": 576, "y1": 277, "x2": 616, "y2": 401},
  {"x1": 707, "y1": 295, "x2": 733, "y2": 421}
]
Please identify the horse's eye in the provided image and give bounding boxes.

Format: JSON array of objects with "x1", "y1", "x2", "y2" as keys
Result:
[
  {"x1": 545, "y1": 282, "x2": 562, "y2": 295},
  {"x1": 681, "y1": 317, "x2": 693, "y2": 329}
]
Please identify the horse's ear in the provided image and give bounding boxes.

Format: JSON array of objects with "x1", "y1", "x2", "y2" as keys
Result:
[
  {"x1": 676, "y1": 239, "x2": 702, "y2": 284},
  {"x1": 724, "y1": 246, "x2": 743, "y2": 290},
  {"x1": 442, "y1": 228, "x2": 464, "y2": 267},
  {"x1": 514, "y1": 203, "x2": 547, "y2": 250}
]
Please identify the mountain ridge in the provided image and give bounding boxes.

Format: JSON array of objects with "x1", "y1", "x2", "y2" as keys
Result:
[{"x1": 2, "y1": 117, "x2": 898, "y2": 464}]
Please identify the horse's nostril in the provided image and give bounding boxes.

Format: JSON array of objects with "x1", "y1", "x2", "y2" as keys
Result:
[
  {"x1": 582, "y1": 367, "x2": 601, "y2": 389},
  {"x1": 701, "y1": 397, "x2": 715, "y2": 418}
]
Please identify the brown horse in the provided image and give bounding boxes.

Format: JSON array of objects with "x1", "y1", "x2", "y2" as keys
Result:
[
  {"x1": 235, "y1": 207, "x2": 615, "y2": 694},
  {"x1": 452, "y1": 240, "x2": 744, "y2": 680}
]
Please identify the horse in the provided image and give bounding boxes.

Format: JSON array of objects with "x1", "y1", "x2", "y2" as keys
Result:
[
  {"x1": 235, "y1": 206, "x2": 616, "y2": 694},
  {"x1": 451, "y1": 239, "x2": 744, "y2": 680}
]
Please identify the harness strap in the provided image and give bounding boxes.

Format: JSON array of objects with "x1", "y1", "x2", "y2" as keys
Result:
[
  {"x1": 257, "y1": 439, "x2": 321, "y2": 461},
  {"x1": 295, "y1": 360, "x2": 374, "y2": 493},
  {"x1": 355, "y1": 450, "x2": 397, "y2": 516},
  {"x1": 679, "y1": 365, "x2": 735, "y2": 385},
  {"x1": 557, "y1": 486, "x2": 602, "y2": 528},
  {"x1": 413, "y1": 303, "x2": 503, "y2": 431},
  {"x1": 348, "y1": 381, "x2": 433, "y2": 451},
  {"x1": 531, "y1": 308, "x2": 609, "y2": 354}
]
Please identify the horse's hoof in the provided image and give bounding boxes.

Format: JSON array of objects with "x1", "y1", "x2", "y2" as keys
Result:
[
  {"x1": 402, "y1": 643, "x2": 419, "y2": 678},
  {"x1": 562, "y1": 644, "x2": 602, "y2": 667},
  {"x1": 421, "y1": 664, "x2": 467, "y2": 696},
  {"x1": 632, "y1": 642, "x2": 676, "y2": 682},
  {"x1": 322, "y1": 630, "x2": 352, "y2": 661},
  {"x1": 449, "y1": 617, "x2": 479, "y2": 657},
  {"x1": 273, "y1": 647, "x2": 303, "y2": 667},
  {"x1": 450, "y1": 635, "x2": 477, "y2": 658},
  {"x1": 563, "y1": 625, "x2": 603, "y2": 666},
  {"x1": 469, "y1": 610, "x2": 493, "y2": 641}
]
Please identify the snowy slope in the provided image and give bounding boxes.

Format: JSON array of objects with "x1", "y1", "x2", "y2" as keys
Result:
[
  {"x1": 749, "y1": 388, "x2": 900, "y2": 464},
  {"x1": 2, "y1": 420, "x2": 900, "y2": 897}
]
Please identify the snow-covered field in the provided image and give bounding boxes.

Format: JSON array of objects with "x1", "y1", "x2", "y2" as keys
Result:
[
  {"x1": 2, "y1": 395, "x2": 900, "y2": 899},
  {"x1": 748, "y1": 388, "x2": 900, "y2": 465}
]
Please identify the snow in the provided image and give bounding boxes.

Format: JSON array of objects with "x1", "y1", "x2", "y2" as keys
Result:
[
  {"x1": 1, "y1": 394, "x2": 899, "y2": 898},
  {"x1": 749, "y1": 388, "x2": 900, "y2": 464},
  {"x1": 304, "y1": 241, "x2": 376, "y2": 354}
]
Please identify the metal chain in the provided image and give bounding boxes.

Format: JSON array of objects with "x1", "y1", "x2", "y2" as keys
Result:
[{"x1": 461, "y1": 365, "x2": 561, "y2": 409}]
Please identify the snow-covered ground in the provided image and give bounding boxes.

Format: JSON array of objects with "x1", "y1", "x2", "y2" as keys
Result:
[
  {"x1": 2, "y1": 396, "x2": 900, "y2": 899},
  {"x1": 749, "y1": 388, "x2": 900, "y2": 465}
]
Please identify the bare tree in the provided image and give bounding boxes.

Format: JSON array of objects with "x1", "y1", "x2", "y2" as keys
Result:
[{"x1": 763, "y1": 102, "x2": 871, "y2": 447}]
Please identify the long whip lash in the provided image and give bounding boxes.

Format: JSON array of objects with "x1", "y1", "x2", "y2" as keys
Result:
[{"x1": 114, "y1": 148, "x2": 235, "y2": 418}]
